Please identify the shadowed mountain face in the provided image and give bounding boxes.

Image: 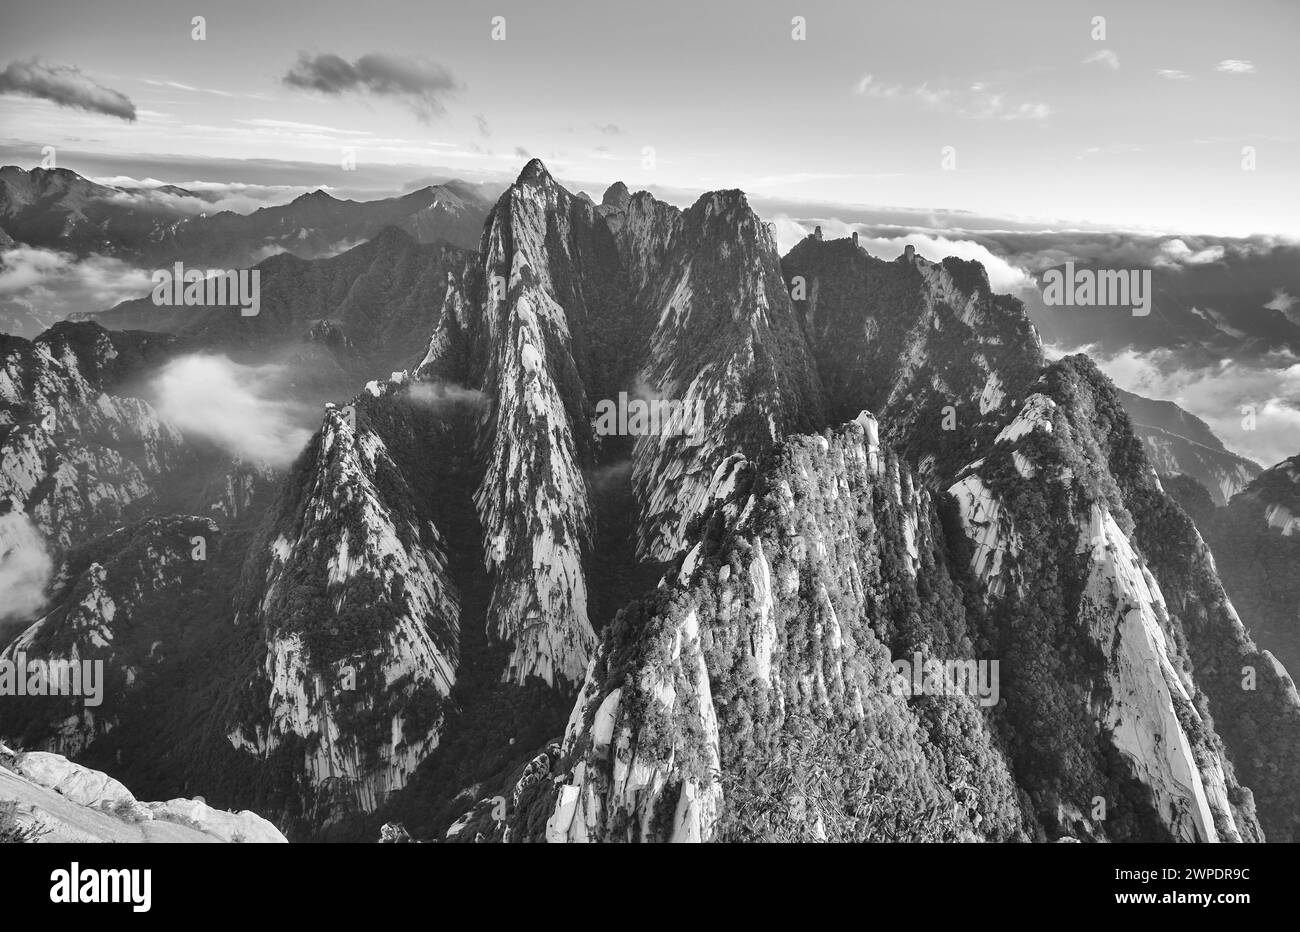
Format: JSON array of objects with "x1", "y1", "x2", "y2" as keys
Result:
[
  {"x1": 1116, "y1": 388, "x2": 1262, "y2": 505},
  {"x1": 1167, "y1": 456, "x2": 1300, "y2": 681},
  {"x1": 2, "y1": 160, "x2": 1298, "y2": 844},
  {"x1": 89, "y1": 227, "x2": 476, "y2": 393},
  {"x1": 0, "y1": 166, "x2": 186, "y2": 257}
]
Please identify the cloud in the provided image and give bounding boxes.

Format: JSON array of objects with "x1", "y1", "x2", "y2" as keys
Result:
[
  {"x1": 147, "y1": 355, "x2": 314, "y2": 467},
  {"x1": 406, "y1": 380, "x2": 486, "y2": 411},
  {"x1": 1157, "y1": 238, "x2": 1226, "y2": 267},
  {"x1": 586, "y1": 459, "x2": 632, "y2": 496},
  {"x1": 283, "y1": 51, "x2": 459, "y2": 120},
  {"x1": 91, "y1": 175, "x2": 322, "y2": 215},
  {"x1": 1265, "y1": 288, "x2": 1298, "y2": 325},
  {"x1": 0, "y1": 246, "x2": 153, "y2": 327},
  {"x1": 771, "y1": 216, "x2": 1033, "y2": 293},
  {"x1": 0, "y1": 510, "x2": 53, "y2": 624},
  {"x1": 235, "y1": 118, "x2": 371, "y2": 136},
  {"x1": 1190, "y1": 305, "x2": 1247, "y2": 339},
  {"x1": 0, "y1": 59, "x2": 136, "y2": 121},
  {"x1": 1084, "y1": 50, "x2": 1120, "y2": 70},
  {"x1": 852, "y1": 74, "x2": 1050, "y2": 121},
  {"x1": 513, "y1": 146, "x2": 530, "y2": 159},
  {"x1": 475, "y1": 113, "x2": 491, "y2": 137},
  {"x1": 1061, "y1": 344, "x2": 1300, "y2": 467},
  {"x1": 142, "y1": 79, "x2": 231, "y2": 98},
  {"x1": 1215, "y1": 59, "x2": 1256, "y2": 74},
  {"x1": 594, "y1": 123, "x2": 623, "y2": 136},
  {"x1": 1156, "y1": 69, "x2": 1192, "y2": 81}
]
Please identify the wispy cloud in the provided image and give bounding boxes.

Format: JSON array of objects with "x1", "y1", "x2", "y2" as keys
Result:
[
  {"x1": 852, "y1": 74, "x2": 1050, "y2": 121},
  {"x1": 144, "y1": 79, "x2": 232, "y2": 98},
  {"x1": 282, "y1": 51, "x2": 459, "y2": 121},
  {"x1": 142, "y1": 78, "x2": 271, "y2": 101},
  {"x1": 234, "y1": 118, "x2": 372, "y2": 136},
  {"x1": 1083, "y1": 50, "x2": 1120, "y2": 70},
  {"x1": 1216, "y1": 59, "x2": 1257, "y2": 74},
  {"x1": 407, "y1": 381, "x2": 486, "y2": 410},
  {"x1": 1156, "y1": 69, "x2": 1193, "y2": 81},
  {"x1": 1190, "y1": 305, "x2": 1246, "y2": 339},
  {"x1": 0, "y1": 59, "x2": 136, "y2": 121}
]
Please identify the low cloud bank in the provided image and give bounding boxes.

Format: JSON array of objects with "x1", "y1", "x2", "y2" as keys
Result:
[
  {"x1": 0, "y1": 246, "x2": 152, "y2": 333},
  {"x1": 772, "y1": 216, "x2": 1033, "y2": 293},
  {"x1": 0, "y1": 510, "x2": 53, "y2": 625},
  {"x1": 148, "y1": 354, "x2": 315, "y2": 467},
  {"x1": 407, "y1": 380, "x2": 486, "y2": 410}
]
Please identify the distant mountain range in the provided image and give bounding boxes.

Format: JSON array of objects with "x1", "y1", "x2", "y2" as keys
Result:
[
  {"x1": 1, "y1": 160, "x2": 1297, "y2": 844},
  {"x1": 85, "y1": 227, "x2": 475, "y2": 397},
  {"x1": 0, "y1": 165, "x2": 494, "y2": 337},
  {"x1": 1116, "y1": 387, "x2": 1262, "y2": 504}
]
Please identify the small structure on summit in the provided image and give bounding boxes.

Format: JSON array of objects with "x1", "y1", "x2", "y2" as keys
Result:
[
  {"x1": 904, "y1": 244, "x2": 916, "y2": 264},
  {"x1": 814, "y1": 225, "x2": 822, "y2": 240},
  {"x1": 852, "y1": 231, "x2": 859, "y2": 248}
]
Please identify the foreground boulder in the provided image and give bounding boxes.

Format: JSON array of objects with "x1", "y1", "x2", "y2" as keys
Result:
[{"x1": 0, "y1": 744, "x2": 286, "y2": 843}]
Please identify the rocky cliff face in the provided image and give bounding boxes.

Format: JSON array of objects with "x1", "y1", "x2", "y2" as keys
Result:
[
  {"x1": 509, "y1": 356, "x2": 1289, "y2": 843},
  {"x1": 449, "y1": 206, "x2": 1298, "y2": 844},
  {"x1": 1, "y1": 515, "x2": 219, "y2": 757},
  {"x1": 539, "y1": 416, "x2": 1026, "y2": 843},
  {"x1": 0, "y1": 323, "x2": 189, "y2": 552},
  {"x1": 782, "y1": 236, "x2": 1042, "y2": 479},
  {"x1": 226, "y1": 389, "x2": 463, "y2": 825},
  {"x1": 942, "y1": 361, "x2": 1276, "y2": 842},
  {"x1": 4, "y1": 160, "x2": 1298, "y2": 844},
  {"x1": 617, "y1": 191, "x2": 826, "y2": 561}
]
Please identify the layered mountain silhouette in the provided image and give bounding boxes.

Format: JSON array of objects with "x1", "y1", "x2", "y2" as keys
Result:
[
  {"x1": 0, "y1": 166, "x2": 492, "y2": 262},
  {"x1": 1117, "y1": 388, "x2": 1262, "y2": 505},
  {"x1": 0, "y1": 166, "x2": 494, "y2": 338},
  {"x1": 2, "y1": 160, "x2": 1298, "y2": 843}
]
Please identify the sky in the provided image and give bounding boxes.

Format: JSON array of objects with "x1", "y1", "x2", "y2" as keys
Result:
[
  {"x1": 1, "y1": 0, "x2": 1297, "y2": 236},
  {"x1": 1, "y1": 0, "x2": 1298, "y2": 468}
]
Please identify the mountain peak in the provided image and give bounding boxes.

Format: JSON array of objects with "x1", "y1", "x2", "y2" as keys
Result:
[
  {"x1": 601, "y1": 181, "x2": 630, "y2": 210},
  {"x1": 694, "y1": 188, "x2": 752, "y2": 217},
  {"x1": 294, "y1": 188, "x2": 336, "y2": 204},
  {"x1": 516, "y1": 158, "x2": 554, "y2": 187},
  {"x1": 680, "y1": 188, "x2": 764, "y2": 237}
]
